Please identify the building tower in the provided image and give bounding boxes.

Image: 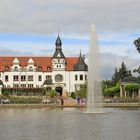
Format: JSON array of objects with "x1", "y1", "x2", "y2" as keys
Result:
[{"x1": 52, "y1": 35, "x2": 66, "y2": 71}]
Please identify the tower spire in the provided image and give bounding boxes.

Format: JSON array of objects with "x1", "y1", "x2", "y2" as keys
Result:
[{"x1": 55, "y1": 34, "x2": 62, "y2": 48}]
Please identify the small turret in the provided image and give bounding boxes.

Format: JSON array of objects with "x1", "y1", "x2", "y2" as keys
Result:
[{"x1": 73, "y1": 51, "x2": 88, "y2": 71}]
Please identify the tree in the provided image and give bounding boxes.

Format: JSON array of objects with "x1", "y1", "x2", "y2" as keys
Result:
[
  {"x1": 134, "y1": 38, "x2": 140, "y2": 53},
  {"x1": 112, "y1": 67, "x2": 120, "y2": 84},
  {"x1": 119, "y1": 62, "x2": 132, "y2": 80},
  {"x1": 133, "y1": 66, "x2": 140, "y2": 75},
  {"x1": 112, "y1": 62, "x2": 132, "y2": 84},
  {"x1": 76, "y1": 83, "x2": 87, "y2": 98}
]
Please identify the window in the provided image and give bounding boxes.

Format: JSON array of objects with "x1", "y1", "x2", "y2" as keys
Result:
[
  {"x1": 38, "y1": 75, "x2": 42, "y2": 81},
  {"x1": 58, "y1": 59, "x2": 60, "y2": 63},
  {"x1": 28, "y1": 75, "x2": 33, "y2": 81},
  {"x1": 13, "y1": 75, "x2": 19, "y2": 81},
  {"x1": 21, "y1": 75, "x2": 26, "y2": 81},
  {"x1": 75, "y1": 75, "x2": 78, "y2": 81},
  {"x1": 29, "y1": 66, "x2": 33, "y2": 71},
  {"x1": 5, "y1": 75, "x2": 8, "y2": 82},
  {"x1": 14, "y1": 66, "x2": 18, "y2": 71},
  {"x1": 55, "y1": 74, "x2": 63, "y2": 82},
  {"x1": 28, "y1": 84, "x2": 33, "y2": 88},
  {"x1": 46, "y1": 75, "x2": 51, "y2": 80},
  {"x1": 13, "y1": 84, "x2": 19, "y2": 88},
  {"x1": 80, "y1": 75, "x2": 83, "y2": 80},
  {"x1": 21, "y1": 84, "x2": 26, "y2": 88},
  {"x1": 5, "y1": 66, "x2": 9, "y2": 71},
  {"x1": 47, "y1": 66, "x2": 51, "y2": 71},
  {"x1": 38, "y1": 66, "x2": 42, "y2": 71},
  {"x1": 85, "y1": 75, "x2": 87, "y2": 80}
]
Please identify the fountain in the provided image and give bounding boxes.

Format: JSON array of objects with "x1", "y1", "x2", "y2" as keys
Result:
[{"x1": 86, "y1": 24, "x2": 103, "y2": 113}]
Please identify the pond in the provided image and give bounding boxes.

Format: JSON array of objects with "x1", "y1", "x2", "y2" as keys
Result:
[{"x1": 0, "y1": 107, "x2": 139, "y2": 140}]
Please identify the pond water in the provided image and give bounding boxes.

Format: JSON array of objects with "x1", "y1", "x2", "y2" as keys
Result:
[{"x1": 0, "y1": 107, "x2": 139, "y2": 140}]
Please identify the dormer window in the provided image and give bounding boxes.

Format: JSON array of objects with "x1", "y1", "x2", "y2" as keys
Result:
[
  {"x1": 38, "y1": 66, "x2": 42, "y2": 71},
  {"x1": 47, "y1": 66, "x2": 51, "y2": 71},
  {"x1": 5, "y1": 66, "x2": 9, "y2": 71},
  {"x1": 14, "y1": 66, "x2": 18, "y2": 71},
  {"x1": 29, "y1": 66, "x2": 33, "y2": 71}
]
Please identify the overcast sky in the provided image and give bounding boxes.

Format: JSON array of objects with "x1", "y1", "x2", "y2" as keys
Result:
[{"x1": 0, "y1": 0, "x2": 140, "y2": 79}]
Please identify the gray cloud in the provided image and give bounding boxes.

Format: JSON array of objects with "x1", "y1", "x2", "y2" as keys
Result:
[
  {"x1": 0, "y1": 0, "x2": 140, "y2": 35},
  {"x1": 84, "y1": 52, "x2": 140, "y2": 79},
  {"x1": 100, "y1": 53, "x2": 140, "y2": 79},
  {"x1": 0, "y1": 48, "x2": 34, "y2": 56}
]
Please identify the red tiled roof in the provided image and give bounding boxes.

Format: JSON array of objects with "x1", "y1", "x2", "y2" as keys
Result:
[
  {"x1": 0, "y1": 56, "x2": 78, "y2": 72},
  {"x1": 66, "y1": 57, "x2": 78, "y2": 71}
]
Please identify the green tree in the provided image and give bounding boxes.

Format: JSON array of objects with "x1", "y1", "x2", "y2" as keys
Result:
[
  {"x1": 119, "y1": 62, "x2": 132, "y2": 80},
  {"x1": 133, "y1": 66, "x2": 140, "y2": 75},
  {"x1": 112, "y1": 67, "x2": 120, "y2": 84},
  {"x1": 76, "y1": 83, "x2": 87, "y2": 98},
  {"x1": 111, "y1": 62, "x2": 132, "y2": 85},
  {"x1": 134, "y1": 38, "x2": 140, "y2": 53}
]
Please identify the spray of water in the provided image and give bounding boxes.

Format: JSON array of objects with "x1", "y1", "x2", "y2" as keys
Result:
[{"x1": 86, "y1": 24, "x2": 103, "y2": 113}]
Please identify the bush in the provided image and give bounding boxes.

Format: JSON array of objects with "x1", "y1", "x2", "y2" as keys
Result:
[
  {"x1": 125, "y1": 84, "x2": 139, "y2": 92},
  {"x1": 49, "y1": 90, "x2": 57, "y2": 98},
  {"x1": 104, "y1": 86, "x2": 120, "y2": 97},
  {"x1": 71, "y1": 92, "x2": 76, "y2": 99}
]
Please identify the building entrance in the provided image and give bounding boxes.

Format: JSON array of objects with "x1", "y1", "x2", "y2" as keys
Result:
[{"x1": 55, "y1": 87, "x2": 63, "y2": 96}]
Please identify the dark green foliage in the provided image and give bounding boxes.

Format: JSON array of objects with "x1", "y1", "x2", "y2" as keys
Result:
[
  {"x1": 2, "y1": 91, "x2": 10, "y2": 97},
  {"x1": 112, "y1": 67, "x2": 120, "y2": 85},
  {"x1": 119, "y1": 62, "x2": 132, "y2": 80},
  {"x1": 9, "y1": 96, "x2": 42, "y2": 104},
  {"x1": 71, "y1": 92, "x2": 76, "y2": 99},
  {"x1": 133, "y1": 66, "x2": 140, "y2": 75},
  {"x1": 112, "y1": 62, "x2": 132, "y2": 84},
  {"x1": 134, "y1": 38, "x2": 140, "y2": 53}
]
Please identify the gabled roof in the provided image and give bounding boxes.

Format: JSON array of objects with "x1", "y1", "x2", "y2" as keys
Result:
[
  {"x1": 0, "y1": 57, "x2": 52, "y2": 72},
  {"x1": 0, "y1": 56, "x2": 79, "y2": 72}
]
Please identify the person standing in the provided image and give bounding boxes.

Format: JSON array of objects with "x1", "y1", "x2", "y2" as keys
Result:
[{"x1": 60, "y1": 96, "x2": 64, "y2": 106}]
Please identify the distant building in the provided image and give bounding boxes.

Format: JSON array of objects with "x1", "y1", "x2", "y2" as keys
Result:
[{"x1": 0, "y1": 35, "x2": 88, "y2": 96}]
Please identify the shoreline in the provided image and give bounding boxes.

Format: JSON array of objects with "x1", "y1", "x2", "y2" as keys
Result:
[{"x1": 0, "y1": 103, "x2": 140, "y2": 108}]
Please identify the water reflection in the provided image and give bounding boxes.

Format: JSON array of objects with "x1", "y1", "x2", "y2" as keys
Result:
[{"x1": 0, "y1": 108, "x2": 139, "y2": 140}]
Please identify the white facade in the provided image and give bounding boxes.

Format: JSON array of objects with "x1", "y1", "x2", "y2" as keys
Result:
[{"x1": 0, "y1": 36, "x2": 88, "y2": 96}]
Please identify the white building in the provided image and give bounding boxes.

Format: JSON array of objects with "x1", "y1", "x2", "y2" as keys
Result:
[{"x1": 0, "y1": 35, "x2": 88, "y2": 96}]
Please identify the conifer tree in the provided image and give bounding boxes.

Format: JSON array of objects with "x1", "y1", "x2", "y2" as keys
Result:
[{"x1": 134, "y1": 38, "x2": 140, "y2": 53}]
